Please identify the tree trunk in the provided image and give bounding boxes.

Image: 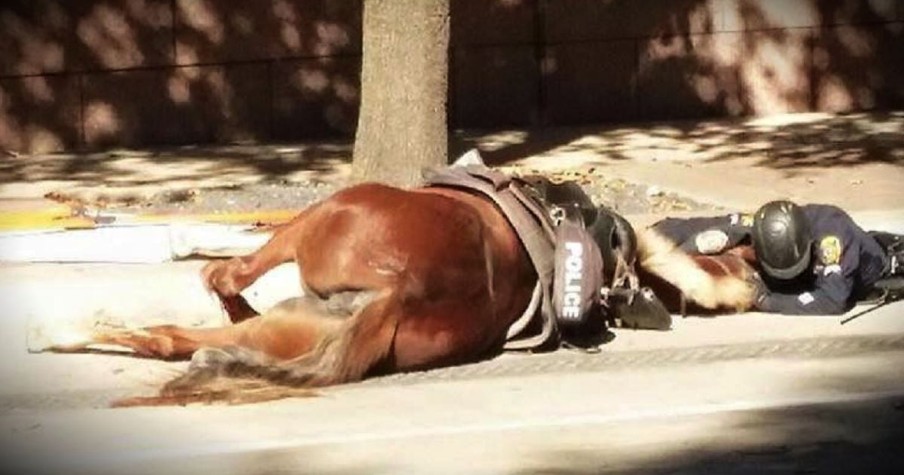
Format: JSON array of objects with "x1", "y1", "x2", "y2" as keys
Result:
[{"x1": 351, "y1": 0, "x2": 450, "y2": 187}]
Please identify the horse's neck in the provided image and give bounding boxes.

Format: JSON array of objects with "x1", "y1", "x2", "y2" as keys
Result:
[{"x1": 637, "y1": 228, "x2": 757, "y2": 313}]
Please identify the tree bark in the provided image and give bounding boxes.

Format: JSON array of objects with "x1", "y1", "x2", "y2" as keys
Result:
[{"x1": 351, "y1": 0, "x2": 450, "y2": 187}]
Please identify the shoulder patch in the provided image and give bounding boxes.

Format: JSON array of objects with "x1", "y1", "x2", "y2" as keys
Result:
[
  {"x1": 818, "y1": 235, "x2": 842, "y2": 266},
  {"x1": 694, "y1": 229, "x2": 729, "y2": 254},
  {"x1": 729, "y1": 213, "x2": 754, "y2": 227},
  {"x1": 741, "y1": 213, "x2": 754, "y2": 227}
]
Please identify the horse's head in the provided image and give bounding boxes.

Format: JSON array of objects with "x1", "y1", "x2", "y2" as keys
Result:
[
  {"x1": 525, "y1": 176, "x2": 672, "y2": 331},
  {"x1": 585, "y1": 207, "x2": 672, "y2": 330},
  {"x1": 584, "y1": 206, "x2": 637, "y2": 290}
]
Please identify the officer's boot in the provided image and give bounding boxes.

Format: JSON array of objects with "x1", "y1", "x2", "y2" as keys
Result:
[{"x1": 870, "y1": 232, "x2": 904, "y2": 277}]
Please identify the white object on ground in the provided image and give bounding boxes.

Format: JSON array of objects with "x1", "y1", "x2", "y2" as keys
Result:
[
  {"x1": 452, "y1": 149, "x2": 485, "y2": 167},
  {"x1": 0, "y1": 223, "x2": 271, "y2": 264}
]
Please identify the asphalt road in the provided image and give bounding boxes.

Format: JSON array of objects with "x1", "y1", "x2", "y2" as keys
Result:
[
  {"x1": 2, "y1": 207, "x2": 903, "y2": 473},
  {"x1": 2, "y1": 341, "x2": 903, "y2": 475}
]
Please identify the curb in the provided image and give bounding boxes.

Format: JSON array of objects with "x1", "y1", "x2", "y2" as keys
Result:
[
  {"x1": 0, "y1": 206, "x2": 300, "y2": 232},
  {"x1": 0, "y1": 203, "x2": 91, "y2": 231},
  {"x1": 0, "y1": 207, "x2": 305, "y2": 263}
]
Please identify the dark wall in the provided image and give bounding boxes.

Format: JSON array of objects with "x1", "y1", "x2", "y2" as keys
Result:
[{"x1": 2, "y1": 0, "x2": 902, "y2": 153}]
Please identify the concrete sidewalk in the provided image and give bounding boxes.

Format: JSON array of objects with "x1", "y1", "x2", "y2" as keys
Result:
[
  {"x1": 2, "y1": 112, "x2": 902, "y2": 265},
  {"x1": 1, "y1": 111, "x2": 902, "y2": 226}
]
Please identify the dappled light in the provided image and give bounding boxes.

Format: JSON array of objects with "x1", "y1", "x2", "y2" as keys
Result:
[
  {"x1": 0, "y1": 141, "x2": 352, "y2": 205},
  {"x1": 0, "y1": 0, "x2": 363, "y2": 154},
  {"x1": 83, "y1": 101, "x2": 121, "y2": 139},
  {"x1": 0, "y1": 0, "x2": 901, "y2": 175},
  {"x1": 77, "y1": 4, "x2": 145, "y2": 69},
  {"x1": 177, "y1": 0, "x2": 224, "y2": 44},
  {"x1": 465, "y1": 111, "x2": 904, "y2": 183}
]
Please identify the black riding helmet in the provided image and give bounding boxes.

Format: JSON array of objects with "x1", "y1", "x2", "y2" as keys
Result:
[
  {"x1": 524, "y1": 176, "x2": 638, "y2": 285},
  {"x1": 586, "y1": 206, "x2": 637, "y2": 285},
  {"x1": 752, "y1": 200, "x2": 812, "y2": 280}
]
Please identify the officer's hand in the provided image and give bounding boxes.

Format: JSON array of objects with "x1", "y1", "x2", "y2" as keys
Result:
[{"x1": 749, "y1": 272, "x2": 770, "y2": 310}]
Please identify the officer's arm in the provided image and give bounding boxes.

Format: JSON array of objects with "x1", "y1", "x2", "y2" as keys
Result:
[
  {"x1": 673, "y1": 214, "x2": 753, "y2": 255},
  {"x1": 757, "y1": 273, "x2": 852, "y2": 315},
  {"x1": 652, "y1": 217, "x2": 730, "y2": 253},
  {"x1": 757, "y1": 235, "x2": 858, "y2": 316},
  {"x1": 695, "y1": 213, "x2": 753, "y2": 253}
]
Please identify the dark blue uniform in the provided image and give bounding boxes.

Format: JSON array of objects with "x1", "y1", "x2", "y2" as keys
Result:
[{"x1": 652, "y1": 205, "x2": 890, "y2": 315}]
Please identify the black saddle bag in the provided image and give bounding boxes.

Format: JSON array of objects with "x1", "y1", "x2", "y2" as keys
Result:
[{"x1": 552, "y1": 205, "x2": 605, "y2": 330}]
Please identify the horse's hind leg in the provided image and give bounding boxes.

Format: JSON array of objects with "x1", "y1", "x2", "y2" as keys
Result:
[
  {"x1": 27, "y1": 319, "x2": 246, "y2": 358},
  {"x1": 30, "y1": 321, "x2": 258, "y2": 359},
  {"x1": 201, "y1": 207, "x2": 317, "y2": 298},
  {"x1": 32, "y1": 296, "x2": 343, "y2": 361},
  {"x1": 161, "y1": 290, "x2": 400, "y2": 397}
]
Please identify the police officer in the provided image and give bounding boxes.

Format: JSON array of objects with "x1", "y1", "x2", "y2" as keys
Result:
[{"x1": 652, "y1": 200, "x2": 903, "y2": 315}]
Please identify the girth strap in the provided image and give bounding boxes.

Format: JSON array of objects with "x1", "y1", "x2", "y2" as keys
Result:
[{"x1": 424, "y1": 165, "x2": 559, "y2": 350}]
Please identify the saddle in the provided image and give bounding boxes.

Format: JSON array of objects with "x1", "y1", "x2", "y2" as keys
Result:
[{"x1": 424, "y1": 157, "x2": 671, "y2": 350}]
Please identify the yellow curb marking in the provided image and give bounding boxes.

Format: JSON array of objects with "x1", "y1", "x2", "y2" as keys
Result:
[{"x1": 0, "y1": 208, "x2": 301, "y2": 231}]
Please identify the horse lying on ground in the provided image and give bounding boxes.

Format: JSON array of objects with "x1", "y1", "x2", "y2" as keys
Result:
[
  {"x1": 636, "y1": 228, "x2": 759, "y2": 315},
  {"x1": 31, "y1": 166, "x2": 758, "y2": 406}
]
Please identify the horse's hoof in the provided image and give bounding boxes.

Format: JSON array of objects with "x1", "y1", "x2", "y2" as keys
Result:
[
  {"x1": 26, "y1": 317, "x2": 90, "y2": 353},
  {"x1": 26, "y1": 322, "x2": 51, "y2": 353}
]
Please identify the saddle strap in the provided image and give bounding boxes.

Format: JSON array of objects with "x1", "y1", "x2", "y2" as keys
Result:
[{"x1": 424, "y1": 165, "x2": 559, "y2": 350}]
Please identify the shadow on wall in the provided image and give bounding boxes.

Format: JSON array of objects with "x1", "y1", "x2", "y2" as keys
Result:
[
  {"x1": 0, "y1": 0, "x2": 363, "y2": 154},
  {"x1": 458, "y1": 110, "x2": 904, "y2": 180},
  {"x1": 521, "y1": 0, "x2": 902, "y2": 125},
  {"x1": 0, "y1": 0, "x2": 902, "y2": 158},
  {"x1": 460, "y1": 0, "x2": 904, "y2": 167}
]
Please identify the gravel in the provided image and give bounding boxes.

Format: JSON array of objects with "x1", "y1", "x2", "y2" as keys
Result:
[{"x1": 111, "y1": 172, "x2": 721, "y2": 217}]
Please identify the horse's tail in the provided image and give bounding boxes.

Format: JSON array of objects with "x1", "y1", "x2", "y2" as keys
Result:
[
  {"x1": 114, "y1": 291, "x2": 401, "y2": 407},
  {"x1": 636, "y1": 227, "x2": 756, "y2": 312}
]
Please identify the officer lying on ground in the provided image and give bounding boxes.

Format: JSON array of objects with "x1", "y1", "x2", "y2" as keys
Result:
[{"x1": 651, "y1": 200, "x2": 904, "y2": 315}]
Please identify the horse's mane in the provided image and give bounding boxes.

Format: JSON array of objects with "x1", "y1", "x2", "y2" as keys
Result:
[{"x1": 636, "y1": 227, "x2": 757, "y2": 313}]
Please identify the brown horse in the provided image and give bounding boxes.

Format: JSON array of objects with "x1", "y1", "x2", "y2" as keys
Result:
[
  {"x1": 635, "y1": 226, "x2": 759, "y2": 315},
  {"x1": 31, "y1": 176, "x2": 758, "y2": 406}
]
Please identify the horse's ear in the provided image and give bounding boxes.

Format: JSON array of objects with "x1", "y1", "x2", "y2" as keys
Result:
[{"x1": 612, "y1": 210, "x2": 638, "y2": 266}]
